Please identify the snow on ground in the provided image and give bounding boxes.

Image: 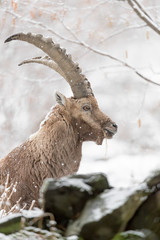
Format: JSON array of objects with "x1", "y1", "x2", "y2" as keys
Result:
[
  {"x1": 1, "y1": 0, "x2": 160, "y2": 190},
  {"x1": 79, "y1": 139, "x2": 160, "y2": 188}
]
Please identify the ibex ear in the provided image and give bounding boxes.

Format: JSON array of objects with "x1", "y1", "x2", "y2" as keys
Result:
[{"x1": 55, "y1": 91, "x2": 67, "y2": 106}]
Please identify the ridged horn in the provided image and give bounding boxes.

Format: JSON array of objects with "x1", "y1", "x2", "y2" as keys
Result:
[
  {"x1": 5, "y1": 32, "x2": 93, "y2": 98},
  {"x1": 18, "y1": 56, "x2": 66, "y2": 79}
]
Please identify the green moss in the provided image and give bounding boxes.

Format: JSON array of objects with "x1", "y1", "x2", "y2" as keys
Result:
[{"x1": 0, "y1": 216, "x2": 22, "y2": 235}]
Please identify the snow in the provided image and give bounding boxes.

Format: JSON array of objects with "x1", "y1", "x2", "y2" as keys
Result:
[
  {"x1": 0, "y1": 233, "x2": 10, "y2": 240},
  {"x1": 79, "y1": 140, "x2": 160, "y2": 188},
  {"x1": 1, "y1": 0, "x2": 160, "y2": 191},
  {"x1": 53, "y1": 178, "x2": 92, "y2": 193},
  {"x1": 0, "y1": 213, "x2": 21, "y2": 224},
  {"x1": 66, "y1": 236, "x2": 79, "y2": 240},
  {"x1": 81, "y1": 185, "x2": 144, "y2": 222},
  {"x1": 22, "y1": 208, "x2": 43, "y2": 218},
  {"x1": 66, "y1": 182, "x2": 147, "y2": 236},
  {"x1": 122, "y1": 230, "x2": 145, "y2": 238}
]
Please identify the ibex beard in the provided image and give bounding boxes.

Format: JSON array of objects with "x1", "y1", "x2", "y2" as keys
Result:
[{"x1": 1, "y1": 33, "x2": 117, "y2": 208}]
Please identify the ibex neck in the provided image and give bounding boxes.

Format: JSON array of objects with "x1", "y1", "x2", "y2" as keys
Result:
[{"x1": 30, "y1": 106, "x2": 82, "y2": 179}]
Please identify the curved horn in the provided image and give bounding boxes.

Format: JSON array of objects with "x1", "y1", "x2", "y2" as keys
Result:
[
  {"x1": 18, "y1": 56, "x2": 66, "y2": 79},
  {"x1": 5, "y1": 33, "x2": 93, "y2": 99}
]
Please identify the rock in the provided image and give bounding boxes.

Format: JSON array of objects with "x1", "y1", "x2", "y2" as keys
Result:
[
  {"x1": 145, "y1": 170, "x2": 160, "y2": 190},
  {"x1": 126, "y1": 190, "x2": 160, "y2": 237},
  {"x1": 66, "y1": 185, "x2": 148, "y2": 240},
  {"x1": 1, "y1": 171, "x2": 160, "y2": 240},
  {"x1": 72, "y1": 173, "x2": 110, "y2": 194},
  {"x1": 112, "y1": 229, "x2": 159, "y2": 240},
  {"x1": 126, "y1": 171, "x2": 160, "y2": 238},
  {"x1": 0, "y1": 208, "x2": 63, "y2": 239},
  {"x1": 40, "y1": 173, "x2": 110, "y2": 224},
  {"x1": 0, "y1": 213, "x2": 22, "y2": 234},
  {"x1": 0, "y1": 208, "x2": 44, "y2": 235}
]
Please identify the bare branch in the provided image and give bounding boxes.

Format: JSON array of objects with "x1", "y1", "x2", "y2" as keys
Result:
[
  {"x1": 100, "y1": 24, "x2": 146, "y2": 43},
  {"x1": 3, "y1": 9, "x2": 75, "y2": 43},
  {"x1": 3, "y1": 8, "x2": 160, "y2": 87},
  {"x1": 5, "y1": 32, "x2": 93, "y2": 98},
  {"x1": 127, "y1": 0, "x2": 160, "y2": 35},
  {"x1": 61, "y1": 22, "x2": 160, "y2": 87}
]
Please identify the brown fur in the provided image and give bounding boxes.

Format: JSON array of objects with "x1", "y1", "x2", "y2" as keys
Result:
[{"x1": 0, "y1": 95, "x2": 117, "y2": 207}]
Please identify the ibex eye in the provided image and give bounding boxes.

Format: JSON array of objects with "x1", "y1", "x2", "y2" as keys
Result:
[{"x1": 82, "y1": 105, "x2": 91, "y2": 111}]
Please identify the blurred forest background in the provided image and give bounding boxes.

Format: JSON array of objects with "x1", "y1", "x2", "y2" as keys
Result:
[{"x1": 0, "y1": 0, "x2": 160, "y2": 176}]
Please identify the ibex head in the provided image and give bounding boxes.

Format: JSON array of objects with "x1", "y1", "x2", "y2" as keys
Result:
[
  {"x1": 5, "y1": 33, "x2": 117, "y2": 145},
  {"x1": 55, "y1": 92, "x2": 117, "y2": 145}
]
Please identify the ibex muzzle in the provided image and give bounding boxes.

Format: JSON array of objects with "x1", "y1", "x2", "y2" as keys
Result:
[{"x1": 2, "y1": 33, "x2": 117, "y2": 207}]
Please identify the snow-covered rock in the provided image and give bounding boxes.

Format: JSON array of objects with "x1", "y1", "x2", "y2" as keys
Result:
[
  {"x1": 66, "y1": 185, "x2": 148, "y2": 240},
  {"x1": 40, "y1": 173, "x2": 110, "y2": 223}
]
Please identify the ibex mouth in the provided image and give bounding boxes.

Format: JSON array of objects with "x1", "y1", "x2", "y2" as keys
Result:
[{"x1": 104, "y1": 127, "x2": 117, "y2": 139}]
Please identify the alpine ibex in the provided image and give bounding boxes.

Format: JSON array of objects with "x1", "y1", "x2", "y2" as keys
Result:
[{"x1": 1, "y1": 33, "x2": 117, "y2": 207}]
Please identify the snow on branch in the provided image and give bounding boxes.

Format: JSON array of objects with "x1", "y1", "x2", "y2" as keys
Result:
[{"x1": 127, "y1": 0, "x2": 160, "y2": 35}]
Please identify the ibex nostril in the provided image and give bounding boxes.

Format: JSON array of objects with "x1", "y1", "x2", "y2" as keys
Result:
[{"x1": 112, "y1": 123, "x2": 118, "y2": 129}]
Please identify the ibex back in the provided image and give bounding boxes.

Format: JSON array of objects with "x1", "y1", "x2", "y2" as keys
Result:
[{"x1": 2, "y1": 33, "x2": 117, "y2": 207}]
